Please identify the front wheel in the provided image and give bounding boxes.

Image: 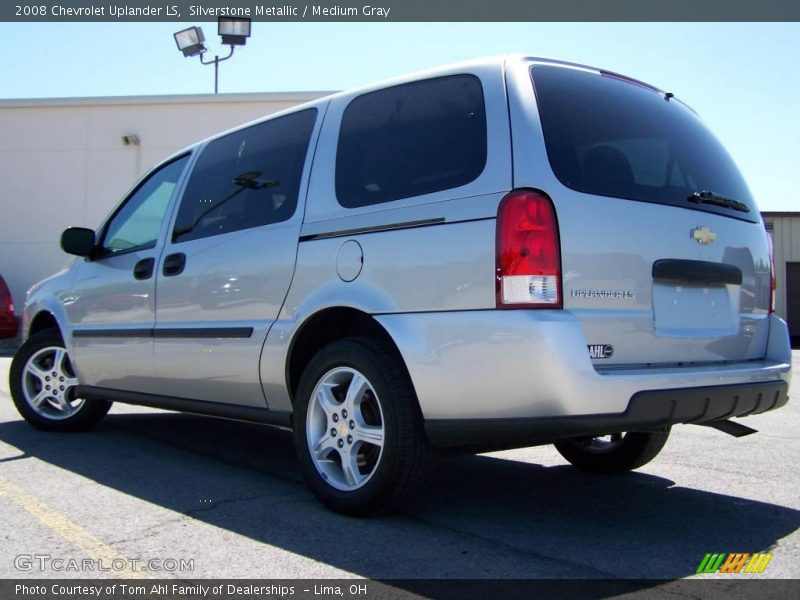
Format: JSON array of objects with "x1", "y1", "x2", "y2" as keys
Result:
[
  {"x1": 10, "y1": 330, "x2": 112, "y2": 432},
  {"x1": 554, "y1": 429, "x2": 670, "y2": 473},
  {"x1": 293, "y1": 337, "x2": 433, "y2": 515}
]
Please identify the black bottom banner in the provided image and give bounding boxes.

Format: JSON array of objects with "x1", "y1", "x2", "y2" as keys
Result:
[{"x1": 2, "y1": 579, "x2": 799, "y2": 600}]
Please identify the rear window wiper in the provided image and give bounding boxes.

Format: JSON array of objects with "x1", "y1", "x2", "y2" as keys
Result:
[{"x1": 687, "y1": 191, "x2": 750, "y2": 213}]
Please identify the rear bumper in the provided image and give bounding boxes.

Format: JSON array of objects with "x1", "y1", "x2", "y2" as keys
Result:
[
  {"x1": 425, "y1": 380, "x2": 789, "y2": 450},
  {"x1": 375, "y1": 310, "x2": 792, "y2": 434}
]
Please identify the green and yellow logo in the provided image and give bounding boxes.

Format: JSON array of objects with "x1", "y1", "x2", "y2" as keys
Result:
[{"x1": 696, "y1": 552, "x2": 773, "y2": 574}]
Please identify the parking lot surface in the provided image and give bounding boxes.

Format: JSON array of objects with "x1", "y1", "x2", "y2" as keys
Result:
[{"x1": 0, "y1": 354, "x2": 798, "y2": 580}]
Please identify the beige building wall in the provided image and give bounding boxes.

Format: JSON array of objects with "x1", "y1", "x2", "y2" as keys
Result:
[{"x1": 0, "y1": 92, "x2": 327, "y2": 312}]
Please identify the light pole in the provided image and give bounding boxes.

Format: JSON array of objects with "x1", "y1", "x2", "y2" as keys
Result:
[{"x1": 173, "y1": 17, "x2": 252, "y2": 94}]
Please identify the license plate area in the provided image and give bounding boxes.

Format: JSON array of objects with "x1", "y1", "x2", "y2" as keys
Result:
[{"x1": 652, "y1": 283, "x2": 739, "y2": 338}]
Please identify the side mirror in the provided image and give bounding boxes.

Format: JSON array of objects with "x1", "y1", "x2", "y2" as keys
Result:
[{"x1": 60, "y1": 227, "x2": 96, "y2": 257}]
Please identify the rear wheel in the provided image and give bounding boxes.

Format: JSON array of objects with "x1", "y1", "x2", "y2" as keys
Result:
[
  {"x1": 554, "y1": 429, "x2": 670, "y2": 473},
  {"x1": 10, "y1": 330, "x2": 111, "y2": 432},
  {"x1": 293, "y1": 337, "x2": 433, "y2": 515}
]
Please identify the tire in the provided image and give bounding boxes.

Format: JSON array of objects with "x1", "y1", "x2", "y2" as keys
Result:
[
  {"x1": 10, "y1": 329, "x2": 112, "y2": 432},
  {"x1": 554, "y1": 429, "x2": 670, "y2": 474},
  {"x1": 293, "y1": 337, "x2": 434, "y2": 516}
]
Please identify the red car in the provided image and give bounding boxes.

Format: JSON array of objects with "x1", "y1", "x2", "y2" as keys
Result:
[{"x1": 0, "y1": 275, "x2": 20, "y2": 339}]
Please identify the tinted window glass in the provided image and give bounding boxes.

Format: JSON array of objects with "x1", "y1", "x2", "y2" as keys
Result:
[
  {"x1": 102, "y1": 156, "x2": 189, "y2": 253},
  {"x1": 531, "y1": 65, "x2": 757, "y2": 222},
  {"x1": 336, "y1": 75, "x2": 487, "y2": 208},
  {"x1": 173, "y1": 109, "x2": 317, "y2": 243}
]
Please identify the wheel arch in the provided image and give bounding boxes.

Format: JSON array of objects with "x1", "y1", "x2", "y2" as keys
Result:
[
  {"x1": 28, "y1": 311, "x2": 62, "y2": 339},
  {"x1": 285, "y1": 307, "x2": 412, "y2": 405}
]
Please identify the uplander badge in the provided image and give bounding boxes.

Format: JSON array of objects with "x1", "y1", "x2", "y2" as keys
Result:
[
  {"x1": 588, "y1": 345, "x2": 614, "y2": 359},
  {"x1": 571, "y1": 289, "x2": 634, "y2": 299}
]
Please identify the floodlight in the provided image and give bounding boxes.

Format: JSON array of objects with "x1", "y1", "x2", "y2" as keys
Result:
[
  {"x1": 218, "y1": 17, "x2": 251, "y2": 46},
  {"x1": 174, "y1": 26, "x2": 206, "y2": 57},
  {"x1": 173, "y1": 18, "x2": 253, "y2": 93}
]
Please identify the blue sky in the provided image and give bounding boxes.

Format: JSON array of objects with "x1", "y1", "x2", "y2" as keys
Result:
[{"x1": 0, "y1": 22, "x2": 797, "y2": 211}]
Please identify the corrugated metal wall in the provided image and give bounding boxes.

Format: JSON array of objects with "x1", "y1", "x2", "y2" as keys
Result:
[{"x1": 762, "y1": 212, "x2": 800, "y2": 337}]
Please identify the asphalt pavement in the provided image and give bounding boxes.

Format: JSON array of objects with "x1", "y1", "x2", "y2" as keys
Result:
[{"x1": 0, "y1": 354, "x2": 798, "y2": 581}]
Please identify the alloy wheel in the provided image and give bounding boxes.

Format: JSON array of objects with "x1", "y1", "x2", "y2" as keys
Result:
[
  {"x1": 306, "y1": 367, "x2": 385, "y2": 491},
  {"x1": 21, "y1": 346, "x2": 84, "y2": 420}
]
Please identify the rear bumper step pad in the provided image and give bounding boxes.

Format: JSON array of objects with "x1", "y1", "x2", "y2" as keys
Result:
[{"x1": 425, "y1": 381, "x2": 788, "y2": 451}]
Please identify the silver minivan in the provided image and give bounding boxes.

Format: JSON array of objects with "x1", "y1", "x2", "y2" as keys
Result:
[{"x1": 10, "y1": 56, "x2": 791, "y2": 514}]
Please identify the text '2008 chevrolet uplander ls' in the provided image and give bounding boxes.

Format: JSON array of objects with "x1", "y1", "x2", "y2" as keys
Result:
[{"x1": 10, "y1": 56, "x2": 791, "y2": 514}]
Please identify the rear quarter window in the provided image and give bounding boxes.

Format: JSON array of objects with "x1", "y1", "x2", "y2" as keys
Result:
[{"x1": 335, "y1": 74, "x2": 487, "y2": 208}]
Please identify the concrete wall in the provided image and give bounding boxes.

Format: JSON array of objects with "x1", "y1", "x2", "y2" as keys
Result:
[{"x1": 0, "y1": 92, "x2": 327, "y2": 312}]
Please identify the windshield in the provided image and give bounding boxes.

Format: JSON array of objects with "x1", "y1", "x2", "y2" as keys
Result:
[{"x1": 531, "y1": 64, "x2": 758, "y2": 223}]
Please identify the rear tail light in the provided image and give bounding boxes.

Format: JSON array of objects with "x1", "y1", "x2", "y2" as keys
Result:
[
  {"x1": 496, "y1": 189, "x2": 562, "y2": 308},
  {"x1": 766, "y1": 231, "x2": 776, "y2": 314}
]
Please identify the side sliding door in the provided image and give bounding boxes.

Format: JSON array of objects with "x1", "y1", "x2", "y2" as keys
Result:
[{"x1": 153, "y1": 109, "x2": 319, "y2": 407}]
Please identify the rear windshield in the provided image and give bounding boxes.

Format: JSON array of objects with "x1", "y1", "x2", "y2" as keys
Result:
[{"x1": 531, "y1": 65, "x2": 758, "y2": 222}]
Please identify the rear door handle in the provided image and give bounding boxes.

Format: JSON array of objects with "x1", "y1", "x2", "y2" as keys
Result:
[
  {"x1": 133, "y1": 258, "x2": 154, "y2": 280},
  {"x1": 162, "y1": 253, "x2": 186, "y2": 277}
]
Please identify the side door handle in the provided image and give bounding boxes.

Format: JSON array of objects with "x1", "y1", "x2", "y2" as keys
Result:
[
  {"x1": 162, "y1": 253, "x2": 186, "y2": 277},
  {"x1": 133, "y1": 258, "x2": 155, "y2": 280}
]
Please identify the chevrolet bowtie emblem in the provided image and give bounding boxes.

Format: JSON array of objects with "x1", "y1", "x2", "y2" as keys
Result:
[{"x1": 691, "y1": 226, "x2": 717, "y2": 245}]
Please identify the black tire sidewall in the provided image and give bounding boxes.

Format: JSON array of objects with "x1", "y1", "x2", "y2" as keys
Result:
[
  {"x1": 554, "y1": 430, "x2": 670, "y2": 474},
  {"x1": 293, "y1": 337, "x2": 425, "y2": 515},
  {"x1": 10, "y1": 330, "x2": 111, "y2": 432}
]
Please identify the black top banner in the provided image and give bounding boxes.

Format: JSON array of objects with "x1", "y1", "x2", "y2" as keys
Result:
[{"x1": 4, "y1": 0, "x2": 800, "y2": 22}]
